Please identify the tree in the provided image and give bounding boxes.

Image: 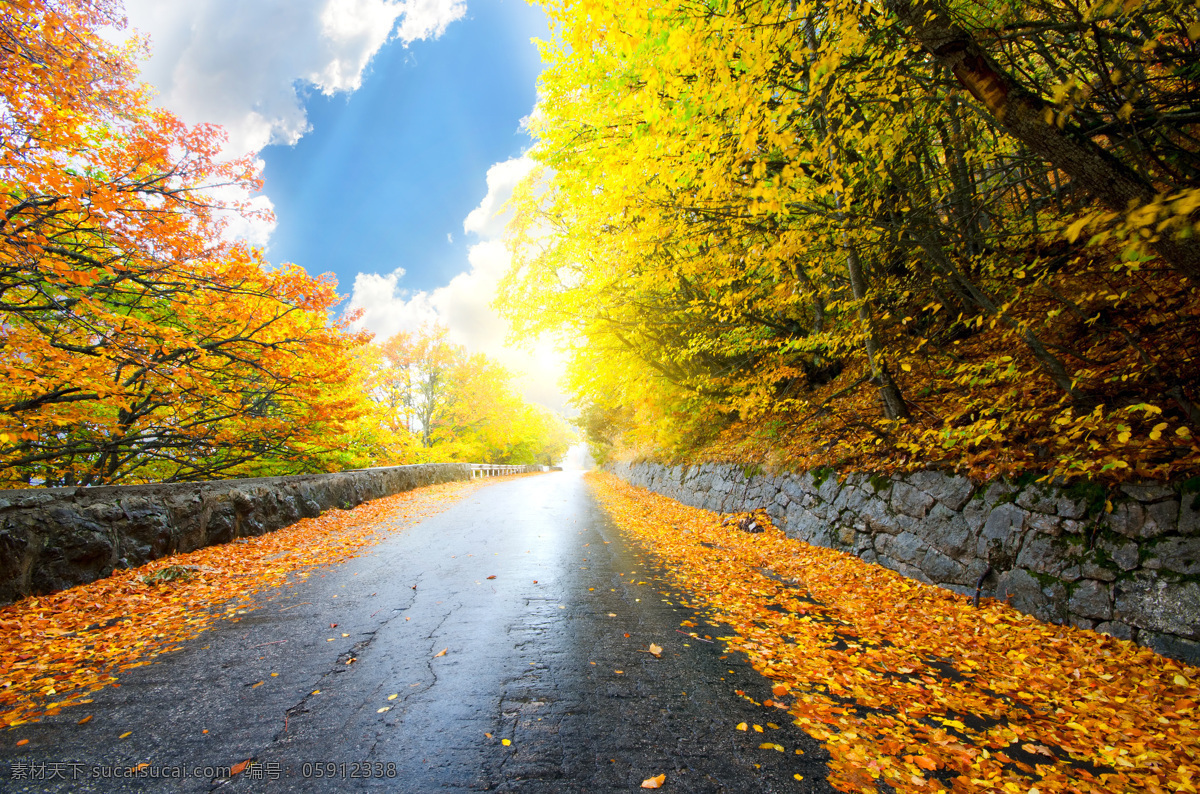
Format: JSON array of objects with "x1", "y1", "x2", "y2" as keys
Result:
[
  {"x1": 367, "y1": 325, "x2": 576, "y2": 465},
  {"x1": 501, "y1": 0, "x2": 1200, "y2": 482},
  {"x1": 0, "y1": 0, "x2": 372, "y2": 485}
]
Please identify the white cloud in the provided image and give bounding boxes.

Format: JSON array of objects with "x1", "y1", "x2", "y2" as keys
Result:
[
  {"x1": 117, "y1": 0, "x2": 465, "y2": 248},
  {"x1": 122, "y1": 0, "x2": 466, "y2": 157},
  {"x1": 347, "y1": 153, "x2": 568, "y2": 411},
  {"x1": 463, "y1": 156, "x2": 535, "y2": 238}
]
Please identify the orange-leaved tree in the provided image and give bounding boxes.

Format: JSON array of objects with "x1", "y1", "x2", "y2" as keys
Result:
[{"x1": 0, "y1": 0, "x2": 372, "y2": 485}]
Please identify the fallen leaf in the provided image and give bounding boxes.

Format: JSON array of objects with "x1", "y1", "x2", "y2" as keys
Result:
[
  {"x1": 487, "y1": 575, "x2": 496, "y2": 580},
  {"x1": 230, "y1": 760, "x2": 249, "y2": 775},
  {"x1": 772, "y1": 684, "x2": 789, "y2": 698},
  {"x1": 485, "y1": 732, "x2": 493, "y2": 738},
  {"x1": 78, "y1": 715, "x2": 92, "y2": 724},
  {"x1": 759, "y1": 742, "x2": 784, "y2": 752},
  {"x1": 615, "y1": 670, "x2": 624, "y2": 674},
  {"x1": 502, "y1": 738, "x2": 511, "y2": 746},
  {"x1": 736, "y1": 722, "x2": 748, "y2": 731},
  {"x1": 608, "y1": 612, "x2": 617, "y2": 617},
  {"x1": 434, "y1": 648, "x2": 447, "y2": 658},
  {"x1": 250, "y1": 681, "x2": 264, "y2": 689},
  {"x1": 377, "y1": 707, "x2": 390, "y2": 713},
  {"x1": 16, "y1": 739, "x2": 28, "y2": 746},
  {"x1": 641, "y1": 773, "x2": 666, "y2": 788},
  {"x1": 388, "y1": 693, "x2": 398, "y2": 700},
  {"x1": 1022, "y1": 743, "x2": 1055, "y2": 757},
  {"x1": 119, "y1": 732, "x2": 131, "y2": 739},
  {"x1": 648, "y1": 643, "x2": 663, "y2": 657}
]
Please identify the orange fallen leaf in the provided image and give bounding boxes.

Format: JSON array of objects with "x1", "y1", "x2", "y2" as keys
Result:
[
  {"x1": 77, "y1": 715, "x2": 92, "y2": 724},
  {"x1": 647, "y1": 643, "x2": 663, "y2": 657},
  {"x1": 641, "y1": 773, "x2": 666, "y2": 788},
  {"x1": 230, "y1": 760, "x2": 249, "y2": 775},
  {"x1": 487, "y1": 575, "x2": 496, "y2": 579},
  {"x1": 434, "y1": 648, "x2": 447, "y2": 658},
  {"x1": 16, "y1": 739, "x2": 28, "y2": 746},
  {"x1": 771, "y1": 684, "x2": 789, "y2": 698},
  {"x1": 0, "y1": 482, "x2": 475, "y2": 731}
]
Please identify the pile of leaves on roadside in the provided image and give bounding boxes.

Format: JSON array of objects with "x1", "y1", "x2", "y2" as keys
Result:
[
  {"x1": 0, "y1": 480, "x2": 479, "y2": 728},
  {"x1": 589, "y1": 471, "x2": 1198, "y2": 794}
]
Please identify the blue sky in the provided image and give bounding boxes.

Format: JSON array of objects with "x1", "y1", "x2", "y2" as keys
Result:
[
  {"x1": 123, "y1": 0, "x2": 567, "y2": 409},
  {"x1": 260, "y1": 0, "x2": 547, "y2": 293}
]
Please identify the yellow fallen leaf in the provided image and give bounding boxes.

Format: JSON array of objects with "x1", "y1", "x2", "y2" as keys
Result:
[
  {"x1": 615, "y1": 670, "x2": 624, "y2": 674},
  {"x1": 794, "y1": 774, "x2": 804, "y2": 781},
  {"x1": 377, "y1": 707, "x2": 390, "y2": 713},
  {"x1": 270, "y1": 673, "x2": 278, "y2": 677},
  {"x1": 759, "y1": 742, "x2": 784, "y2": 752},
  {"x1": 736, "y1": 722, "x2": 748, "y2": 731},
  {"x1": 434, "y1": 648, "x2": 447, "y2": 658},
  {"x1": 1174, "y1": 674, "x2": 1188, "y2": 687},
  {"x1": 648, "y1": 643, "x2": 663, "y2": 657},
  {"x1": 388, "y1": 694, "x2": 398, "y2": 700},
  {"x1": 119, "y1": 732, "x2": 132, "y2": 739},
  {"x1": 502, "y1": 739, "x2": 511, "y2": 746},
  {"x1": 753, "y1": 724, "x2": 763, "y2": 733},
  {"x1": 641, "y1": 773, "x2": 666, "y2": 788}
]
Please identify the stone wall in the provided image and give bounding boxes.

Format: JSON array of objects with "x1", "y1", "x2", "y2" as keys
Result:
[
  {"x1": 0, "y1": 463, "x2": 484, "y2": 605},
  {"x1": 611, "y1": 461, "x2": 1200, "y2": 664}
]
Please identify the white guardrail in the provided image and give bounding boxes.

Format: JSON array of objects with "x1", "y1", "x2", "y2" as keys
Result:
[{"x1": 469, "y1": 464, "x2": 543, "y2": 479}]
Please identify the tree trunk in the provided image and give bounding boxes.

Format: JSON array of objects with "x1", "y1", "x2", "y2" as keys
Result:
[{"x1": 884, "y1": 0, "x2": 1200, "y2": 281}]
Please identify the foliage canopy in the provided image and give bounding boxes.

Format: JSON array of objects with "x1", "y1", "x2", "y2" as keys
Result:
[{"x1": 503, "y1": 0, "x2": 1200, "y2": 481}]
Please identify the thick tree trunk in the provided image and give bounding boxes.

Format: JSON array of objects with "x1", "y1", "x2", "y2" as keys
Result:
[
  {"x1": 844, "y1": 242, "x2": 911, "y2": 420},
  {"x1": 883, "y1": 0, "x2": 1200, "y2": 281}
]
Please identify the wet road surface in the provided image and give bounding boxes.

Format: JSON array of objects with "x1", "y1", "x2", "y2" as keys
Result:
[{"x1": 1, "y1": 472, "x2": 832, "y2": 792}]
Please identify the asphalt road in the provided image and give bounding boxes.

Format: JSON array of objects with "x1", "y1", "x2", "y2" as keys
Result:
[{"x1": 1, "y1": 472, "x2": 833, "y2": 792}]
